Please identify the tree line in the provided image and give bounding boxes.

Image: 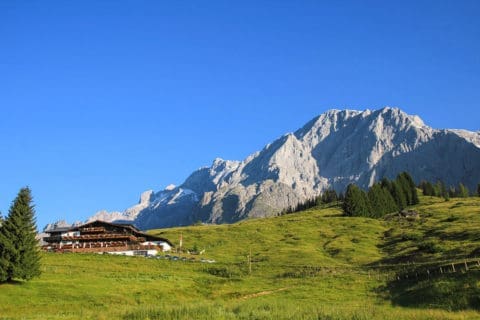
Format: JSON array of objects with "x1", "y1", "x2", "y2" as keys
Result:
[
  {"x1": 282, "y1": 172, "x2": 480, "y2": 218},
  {"x1": 282, "y1": 189, "x2": 343, "y2": 214},
  {"x1": 0, "y1": 187, "x2": 41, "y2": 282},
  {"x1": 419, "y1": 180, "x2": 480, "y2": 200},
  {"x1": 343, "y1": 172, "x2": 419, "y2": 218},
  {"x1": 283, "y1": 171, "x2": 419, "y2": 218}
]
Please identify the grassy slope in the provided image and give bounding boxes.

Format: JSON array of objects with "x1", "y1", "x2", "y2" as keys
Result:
[{"x1": 0, "y1": 196, "x2": 479, "y2": 319}]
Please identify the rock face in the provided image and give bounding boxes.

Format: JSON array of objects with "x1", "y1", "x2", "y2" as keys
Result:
[
  {"x1": 88, "y1": 107, "x2": 480, "y2": 229},
  {"x1": 87, "y1": 190, "x2": 155, "y2": 224}
]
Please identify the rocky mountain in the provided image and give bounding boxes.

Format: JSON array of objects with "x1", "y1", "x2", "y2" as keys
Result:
[
  {"x1": 87, "y1": 107, "x2": 480, "y2": 230},
  {"x1": 86, "y1": 190, "x2": 155, "y2": 223}
]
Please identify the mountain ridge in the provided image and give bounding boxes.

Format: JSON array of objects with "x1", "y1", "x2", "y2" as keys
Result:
[{"x1": 80, "y1": 107, "x2": 480, "y2": 230}]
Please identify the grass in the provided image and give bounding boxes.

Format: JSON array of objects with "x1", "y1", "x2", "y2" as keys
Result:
[{"x1": 1, "y1": 195, "x2": 480, "y2": 319}]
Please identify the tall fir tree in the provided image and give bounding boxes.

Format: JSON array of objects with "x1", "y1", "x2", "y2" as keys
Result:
[
  {"x1": 422, "y1": 181, "x2": 435, "y2": 196},
  {"x1": 380, "y1": 178, "x2": 393, "y2": 194},
  {"x1": 320, "y1": 189, "x2": 338, "y2": 204},
  {"x1": 0, "y1": 187, "x2": 41, "y2": 282},
  {"x1": 368, "y1": 183, "x2": 386, "y2": 218},
  {"x1": 391, "y1": 181, "x2": 407, "y2": 210},
  {"x1": 396, "y1": 173, "x2": 412, "y2": 205},
  {"x1": 369, "y1": 179, "x2": 399, "y2": 216},
  {"x1": 458, "y1": 183, "x2": 469, "y2": 198},
  {"x1": 383, "y1": 186, "x2": 399, "y2": 213},
  {"x1": 343, "y1": 184, "x2": 371, "y2": 217},
  {"x1": 449, "y1": 186, "x2": 457, "y2": 198},
  {"x1": 400, "y1": 172, "x2": 419, "y2": 205},
  {"x1": 0, "y1": 212, "x2": 14, "y2": 282},
  {"x1": 433, "y1": 181, "x2": 442, "y2": 197}
]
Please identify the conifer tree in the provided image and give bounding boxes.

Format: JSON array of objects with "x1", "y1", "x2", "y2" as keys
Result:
[
  {"x1": 396, "y1": 173, "x2": 412, "y2": 205},
  {"x1": 343, "y1": 184, "x2": 359, "y2": 216},
  {"x1": 395, "y1": 172, "x2": 418, "y2": 205},
  {"x1": 0, "y1": 213, "x2": 13, "y2": 282},
  {"x1": 320, "y1": 189, "x2": 338, "y2": 204},
  {"x1": 458, "y1": 183, "x2": 469, "y2": 198},
  {"x1": 401, "y1": 172, "x2": 419, "y2": 204},
  {"x1": 0, "y1": 187, "x2": 41, "y2": 282},
  {"x1": 382, "y1": 186, "x2": 399, "y2": 213},
  {"x1": 433, "y1": 181, "x2": 441, "y2": 197},
  {"x1": 367, "y1": 181, "x2": 400, "y2": 217},
  {"x1": 391, "y1": 181, "x2": 407, "y2": 210},
  {"x1": 380, "y1": 178, "x2": 393, "y2": 194},
  {"x1": 477, "y1": 184, "x2": 480, "y2": 197},
  {"x1": 419, "y1": 180, "x2": 427, "y2": 195},
  {"x1": 343, "y1": 184, "x2": 371, "y2": 217},
  {"x1": 432, "y1": 180, "x2": 448, "y2": 199},
  {"x1": 368, "y1": 184, "x2": 386, "y2": 218},
  {"x1": 422, "y1": 181, "x2": 435, "y2": 196},
  {"x1": 449, "y1": 186, "x2": 457, "y2": 198}
]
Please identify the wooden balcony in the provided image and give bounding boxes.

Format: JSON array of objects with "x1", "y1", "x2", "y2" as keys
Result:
[{"x1": 60, "y1": 233, "x2": 138, "y2": 242}]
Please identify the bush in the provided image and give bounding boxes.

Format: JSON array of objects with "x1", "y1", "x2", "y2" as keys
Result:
[
  {"x1": 417, "y1": 241, "x2": 442, "y2": 254},
  {"x1": 401, "y1": 232, "x2": 422, "y2": 242}
]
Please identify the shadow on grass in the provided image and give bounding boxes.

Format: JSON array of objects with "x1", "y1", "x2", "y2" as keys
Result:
[
  {"x1": 0, "y1": 279, "x2": 24, "y2": 285},
  {"x1": 378, "y1": 272, "x2": 480, "y2": 311}
]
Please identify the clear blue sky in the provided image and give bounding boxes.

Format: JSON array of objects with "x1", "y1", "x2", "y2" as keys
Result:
[{"x1": 1, "y1": 1, "x2": 479, "y2": 229}]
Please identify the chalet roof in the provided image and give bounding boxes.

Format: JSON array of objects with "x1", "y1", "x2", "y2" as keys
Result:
[
  {"x1": 45, "y1": 226, "x2": 71, "y2": 233},
  {"x1": 70, "y1": 220, "x2": 139, "y2": 232}
]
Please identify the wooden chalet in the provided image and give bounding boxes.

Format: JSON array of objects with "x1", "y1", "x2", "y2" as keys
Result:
[{"x1": 42, "y1": 220, "x2": 173, "y2": 255}]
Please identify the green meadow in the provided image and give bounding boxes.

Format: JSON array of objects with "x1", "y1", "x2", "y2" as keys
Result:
[{"x1": 1, "y1": 195, "x2": 480, "y2": 319}]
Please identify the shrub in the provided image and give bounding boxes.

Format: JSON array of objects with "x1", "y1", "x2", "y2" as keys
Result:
[{"x1": 417, "y1": 241, "x2": 442, "y2": 254}]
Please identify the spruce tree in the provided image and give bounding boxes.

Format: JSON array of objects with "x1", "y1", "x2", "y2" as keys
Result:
[
  {"x1": 0, "y1": 187, "x2": 41, "y2": 282},
  {"x1": 321, "y1": 189, "x2": 338, "y2": 204},
  {"x1": 368, "y1": 184, "x2": 386, "y2": 218},
  {"x1": 424, "y1": 181, "x2": 435, "y2": 196},
  {"x1": 382, "y1": 186, "x2": 399, "y2": 214},
  {"x1": 396, "y1": 173, "x2": 412, "y2": 205},
  {"x1": 343, "y1": 184, "x2": 371, "y2": 217},
  {"x1": 449, "y1": 186, "x2": 457, "y2": 198},
  {"x1": 380, "y1": 178, "x2": 393, "y2": 194},
  {"x1": 477, "y1": 184, "x2": 480, "y2": 197},
  {"x1": 395, "y1": 172, "x2": 418, "y2": 205},
  {"x1": 458, "y1": 183, "x2": 469, "y2": 198},
  {"x1": 391, "y1": 181, "x2": 407, "y2": 210},
  {"x1": 401, "y1": 172, "x2": 419, "y2": 204},
  {"x1": 0, "y1": 212, "x2": 8, "y2": 281},
  {"x1": 342, "y1": 184, "x2": 358, "y2": 217},
  {"x1": 420, "y1": 180, "x2": 428, "y2": 196},
  {"x1": 368, "y1": 183, "x2": 398, "y2": 218},
  {"x1": 433, "y1": 181, "x2": 441, "y2": 197},
  {"x1": 0, "y1": 212, "x2": 15, "y2": 282}
]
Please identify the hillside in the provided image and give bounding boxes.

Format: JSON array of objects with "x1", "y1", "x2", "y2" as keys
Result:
[
  {"x1": 2, "y1": 195, "x2": 480, "y2": 319},
  {"x1": 87, "y1": 107, "x2": 480, "y2": 229}
]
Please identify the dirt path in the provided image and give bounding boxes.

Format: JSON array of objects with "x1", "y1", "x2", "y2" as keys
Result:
[{"x1": 239, "y1": 287, "x2": 289, "y2": 300}]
